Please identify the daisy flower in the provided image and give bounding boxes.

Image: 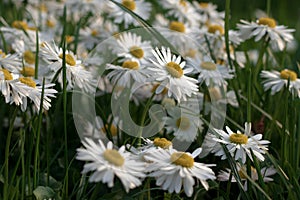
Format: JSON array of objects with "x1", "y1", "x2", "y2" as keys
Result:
[
  {"x1": 40, "y1": 41, "x2": 97, "y2": 93},
  {"x1": 237, "y1": 17, "x2": 295, "y2": 51},
  {"x1": 192, "y1": 2, "x2": 224, "y2": 25},
  {"x1": 0, "y1": 69, "x2": 57, "y2": 111},
  {"x1": 0, "y1": 49, "x2": 22, "y2": 72},
  {"x1": 0, "y1": 69, "x2": 26, "y2": 104},
  {"x1": 149, "y1": 46, "x2": 198, "y2": 102},
  {"x1": 110, "y1": 32, "x2": 152, "y2": 64},
  {"x1": 108, "y1": 0, "x2": 152, "y2": 28},
  {"x1": 164, "y1": 102, "x2": 203, "y2": 142},
  {"x1": 218, "y1": 163, "x2": 276, "y2": 190},
  {"x1": 76, "y1": 138, "x2": 146, "y2": 192},
  {"x1": 157, "y1": 20, "x2": 200, "y2": 49},
  {"x1": 186, "y1": 56, "x2": 234, "y2": 86},
  {"x1": 79, "y1": 16, "x2": 119, "y2": 50},
  {"x1": 213, "y1": 122, "x2": 270, "y2": 164},
  {"x1": 260, "y1": 69, "x2": 300, "y2": 98},
  {"x1": 106, "y1": 59, "x2": 149, "y2": 87},
  {"x1": 144, "y1": 147, "x2": 216, "y2": 197},
  {"x1": 18, "y1": 77, "x2": 57, "y2": 112},
  {"x1": 159, "y1": 0, "x2": 201, "y2": 26}
]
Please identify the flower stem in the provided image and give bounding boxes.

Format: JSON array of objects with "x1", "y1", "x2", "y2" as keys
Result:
[
  {"x1": 3, "y1": 108, "x2": 18, "y2": 200},
  {"x1": 224, "y1": 0, "x2": 233, "y2": 70}
]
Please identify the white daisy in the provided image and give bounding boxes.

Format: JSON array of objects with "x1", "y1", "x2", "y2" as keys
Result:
[
  {"x1": 218, "y1": 163, "x2": 276, "y2": 190},
  {"x1": 261, "y1": 69, "x2": 300, "y2": 98},
  {"x1": 0, "y1": 49, "x2": 22, "y2": 72},
  {"x1": 0, "y1": 69, "x2": 26, "y2": 104},
  {"x1": 66, "y1": 0, "x2": 108, "y2": 16},
  {"x1": 164, "y1": 103, "x2": 203, "y2": 142},
  {"x1": 237, "y1": 17, "x2": 295, "y2": 51},
  {"x1": 157, "y1": 20, "x2": 200, "y2": 49},
  {"x1": 144, "y1": 147, "x2": 216, "y2": 197},
  {"x1": 159, "y1": 0, "x2": 201, "y2": 26},
  {"x1": 76, "y1": 138, "x2": 146, "y2": 192},
  {"x1": 40, "y1": 41, "x2": 97, "y2": 93},
  {"x1": 192, "y1": 2, "x2": 224, "y2": 25},
  {"x1": 213, "y1": 122, "x2": 270, "y2": 164},
  {"x1": 106, "y1": 60, "x2": 149, "y2": 87},
  {"x1": 149, "y1": 46, "x2": 199, "y2": 102},
  {"x1": 18, "y1": 77, "x2": 57, "y2": 112},
  {"x1": 186, "y1": 56, "x2": 234, "y2": 86},
  {"x1": 79, "y1": 16, "x2": 119, "y2": 50},
  {"x1": 110, "y1": 32, "x2": 152, "y2": 64},
  {"x1": 108, "y1": 0, "x2": 152, "y2": 28}
]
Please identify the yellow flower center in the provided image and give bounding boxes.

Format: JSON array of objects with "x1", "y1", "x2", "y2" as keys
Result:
[
  {"x1": 179, "y1": 0, "x2": 187, "y2": 7},
  {"x1": 12, "y1": 20, "x2": 29, "y2": 30},
  {"x1": 0, "y1": 69, "x2": 13, "y2": 80},
  {"x1": 169, "y1": 21, "x2": 186, "y2": 33},
  {"x1": 199, "y1": 2, "x2": 209, "y2": 8},
  {"x1": 176, "y1": 117, "x2": 191, "y2": 130},
  {"x1": 122, "y1": 0, "x2": 136, "y2": 11},
  {"x1": 280, "y1": 69, "x2": 297, "y2": 81},
  {"x1": 19, "y1": 77, "x2": 36, "y2": 88},
  {"x1": 185, "y1": 49, "x2": 197, "y2": 58},
  {"x1": 46, "y1": 19, "x2": 56, "y2": 28},
  {"x1": 0, "y1": 50, "x2": 6, "y2": 58},
  {"x1": 103, "y1": 149, "x2": 125, "y2": 166},
  {"x1": 59, "y1": 53, "x2": 76, "y2": 66},
  {"x1": 166, "y1": 62, "x2": 183, "y2": 78},
  {"x1": 170, "y1": 152, "x2": 194, "y2": 168},
  {"x1": 91, "y1": 29, "x2": 99, "y2": 37},
  {"x1": 23, "y1": 50, "x2": 35, "y2": 65},
  {"x1": 153, "y1": 137, "x2": 172, "y2": 149},
  {"x1": 102, "y1": 124, "x2": 118, "y2": 137},
  {"x1": 201, "y1": 61, "x2": 217, "y2": 70},
  {"x1": 129, "y1": 46, "x2": 144, "y2": 59},
  {"x1": 20, "y1": 66, "x2": 35, "y2": 77},
  {"x1": 11, "y1": 20, "x2": 36, "y2": 30},
  {"x1": 208, "y1": 24, "x2": 224, "y2": 35},
  {"x1": 229, "y1": 133, "x2": 248, "y2": 144},
  {"x1": 122, "y1": 60, "x2": 139, "y2": 70},
  {"x1": 65, "y1": 35, "x2": 74, "y2": 44},
  {"x1": 39, "y1": 3, "x2": 47, "y2": 12},
  {"x1": 258, "y1": 17, "x2": 276, "y2": 28}
]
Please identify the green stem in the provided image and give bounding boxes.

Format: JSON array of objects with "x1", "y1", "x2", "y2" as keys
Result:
[
  {"x1": 247, "y1": 63, "x2": 252, "y2": 122},
  {"x1": 3, "y1": 108, "x2": 18, "y2": 200},
  {"x1": 34, "y1": 29, "x2": 39, "y2": 79},
  {"x1": 21, "y1": 130, "x2": 25, "y2": 200},
  {"x1": 62, "y1": 38, "x2": 69, "y2": 199},
  {"x1": 266, "y1": 0, "x2": 271, "y2": 16},
  {"x1": 224, "y1": 0, "x2": 233, "y2": 70},
  {"x1": 254, "y1": 39, "x2": 270, "y2": 84},
  {"x1": 33, "y1": 78, "x2": 45, "y2": 189},
  {"x1": 137, "y1": 92, "x2": 156, "y2": 146}
]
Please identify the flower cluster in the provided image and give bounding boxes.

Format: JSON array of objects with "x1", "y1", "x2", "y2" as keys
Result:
[{"x1": 2, "y1": 0, "x2": 298, "y2": 199}]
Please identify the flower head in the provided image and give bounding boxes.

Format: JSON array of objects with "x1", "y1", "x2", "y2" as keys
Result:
[
  {"x1": 213, "y1": 123, "x2": 270, "y2": 163},
  {"x1": 76, "y1": 138, "x2": 146, "y2": 192},
  {"x1": 261, "y1": 69, "x2": 300, "y2": 97},
  {"x1": 237, "y1": 17, "x2": 295, "y2": 51},
  {"x1": 144, "y1": 147, "x2": 215, "y2": 197},
  {"x1": 149, "y1": 46, "x2": 198, "y2": 102}
]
